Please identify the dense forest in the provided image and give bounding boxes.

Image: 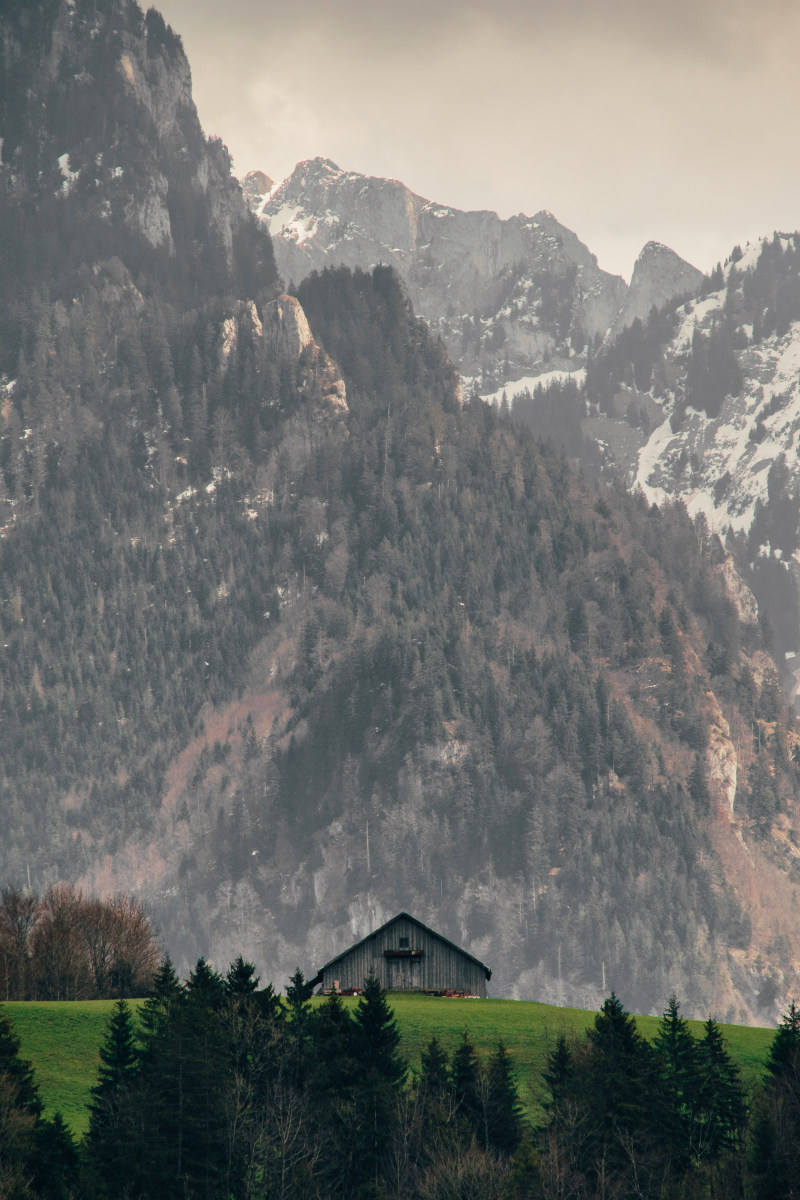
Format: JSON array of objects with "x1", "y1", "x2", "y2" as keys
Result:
[{"x1": 2, "y1": 967, "x2": 800, "y2": 1198}]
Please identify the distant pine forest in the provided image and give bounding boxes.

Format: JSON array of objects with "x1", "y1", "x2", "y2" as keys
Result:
[{"x1": 1, "y1": 952, "x2": 800, "y2": 1199}]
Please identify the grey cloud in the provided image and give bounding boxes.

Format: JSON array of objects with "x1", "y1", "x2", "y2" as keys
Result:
[{"x1": 160, "y1": 0, "x2": 793, "y2": 65}]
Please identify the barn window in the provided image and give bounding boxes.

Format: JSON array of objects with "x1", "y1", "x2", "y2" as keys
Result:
[{"x1": 399, "y1": 937, "x2": 409, "y2": 949}]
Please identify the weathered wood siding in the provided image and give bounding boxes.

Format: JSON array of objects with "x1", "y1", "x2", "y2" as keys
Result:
[{"x1": 319, "y1": 915, "x2": 488, "y2": 995}]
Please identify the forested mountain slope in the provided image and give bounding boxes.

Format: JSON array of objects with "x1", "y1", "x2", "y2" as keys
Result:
[
  {"x1": 516, "y1": 237, "x2": 800, "y2": 685},
  {"x1": 252, "y1": 162, "x2": 800, "y2": 709},
  {"x1": 1, "y1": 0, "x2": 800, "y2": 1020}
]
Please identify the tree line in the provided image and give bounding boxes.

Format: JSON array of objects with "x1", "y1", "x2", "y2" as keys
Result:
[
  {"x1": 3, "y1": 960, "x2": 800, "y2": 1198},
  {"x1": 0, "y1": 885, "x2": 160, "y2": 1001}
]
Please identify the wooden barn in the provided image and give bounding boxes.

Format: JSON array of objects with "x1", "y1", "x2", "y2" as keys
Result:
[{"x1": 309, "y1": 912, "x2": 491, "y2": 996}]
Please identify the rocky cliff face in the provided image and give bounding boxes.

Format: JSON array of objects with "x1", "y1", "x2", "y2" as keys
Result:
[
  {"x1": 261, "y1": 294, "x2": 347, "y2": 417},
  {"x1": 610, "y1": 241, "x2": 705, "y2": 336},
  {"x1": 1, "y1": 0, "x2": 266, "y2": 277},
  {"x1": 247, "y1": 159, "x2": 629, "y2": 389},
  {"x1": 245, "y1": 159, "x2": 701, "y2": 395}
]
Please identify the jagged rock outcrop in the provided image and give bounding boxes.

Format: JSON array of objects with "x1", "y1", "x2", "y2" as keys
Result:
[
  {"x1": 218, "y1": 294, "x2": 347, "y2": 418},
  {"x1": 263, "y1": 294, "x2": 314, "y2": 362},
  {"x1": 715, "y1": 550, "x2": 759, "y2": 626},
  {"x1": 610, "y1": 241, "x2": 704, "y2": 335},
  {"x1": 242, "y1": 170, "x2": 274, "y2": 208},
  {"x1": 263, "y1": 294, "x2": 347, "y2": 415},
  {"x1": 706, "y1": 698, "x2": 738, "y2": 818}
]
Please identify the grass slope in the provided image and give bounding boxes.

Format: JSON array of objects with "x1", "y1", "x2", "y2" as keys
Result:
[
  {"x1": 353, "y1": 995, "x2": 775, "y2": 1117},
  {"x1": 3, "y1": 1001, "x2": 130, "y2": 1135},
  {"x1": 3, "y1": 995, "x2": 774, "y2": 1135}
]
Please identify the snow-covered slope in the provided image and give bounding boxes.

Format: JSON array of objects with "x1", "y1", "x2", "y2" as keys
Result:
[
  {"x1": 244, "y1": 159, "x2": 697, "y2": 393},
  {"x1": 564, "y1": 235, "x2": 800, "y2": 677}
]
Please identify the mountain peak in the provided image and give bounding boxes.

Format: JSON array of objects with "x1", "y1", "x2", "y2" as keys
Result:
[
  {"x1": 635, "y1": 240, "x2": 698, "y2": 271},
  {"x1": 258, "y1": 159, "x2": 633, "y2": 387},
  {"x1": 288, "y1": 157, "x2": 345, "y2": 188},
  {"x1": 241, "y1": 169, "x2": 274, "y2": 208},
  {"x1": 609, "y1": 241, "x2": 705, "y2": 334}
]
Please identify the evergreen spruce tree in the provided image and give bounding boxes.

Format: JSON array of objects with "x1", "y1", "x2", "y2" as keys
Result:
[
  {"x1": 542, "y1": 1033, "x2": 574, "y2": 1112},
  {"x1": 354, "y1": 974, "x2": 405, "y2": 1087},
  {"x1": 581, "y1": 993, "x2": 667, "y2": 1190},
  {"x1": 653, "y1": 993, "x2": 701, "y2": 1171},
  {"x1": 138, "y1": 955, "x2": 183, "y2": 1042},
  {"x1": 766, "y1": 999, "x2": 800, "y2": 1077},
  {"x1": 285, "y1": 967, "x2": 314, "y2": 1087},
  {"x1": 225, "y1": 955, "x2": 259, "y2": 999},
  {"x1": 0, "y1": 1008, "x2": 41, "y2": 1198},
  {"x1": 133, "y1": 957, "x2": 187, "y2": 1199},
  {"x1": 450, "y1": 1029, "x2": 481, "y2": 1138},
  {"x1": 181, "y1": 957, "x2": 231, "y2": 1199},
  {"x1": 0, "y1": 1009, "x2": 41, "y2": 1121},
  {"x1": 87, "y1": 999, "x2": 139, "y2": 1196},
  {"x1": 748, "y1": 1002, "x2": 800, "y2": 1198},
  {"x1": 696, "y1": 1017, "x2": 745, "y2": 1164},
  {"x1": 485, "y1": 1040, "x2": 523, "y2": 1156},
  {"x1": 308, "y1": 990, "x2": 362, "y2": 1192},
  {"x1": 352, "y1": 975, "x2": 406, "y2": 1192},
  {"x1": 187, "y1": 955, "x2": 226, "y2": 1011},
  {"x1": 311, "y1": 989, "x2": 359, "y2": 1094},
  {"x1": 420, "y1": 1035, "x2": 450, "y2": 1100},
  {"x1": 32, "y1": 1112, "x2": 80, "y2": 1200},
  {"x1": 418, "y1": 1035, "x2": 453, "y2": 1148}
]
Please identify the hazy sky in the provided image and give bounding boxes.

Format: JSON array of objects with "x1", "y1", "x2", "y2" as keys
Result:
[{"x1": 155, "y1": 0, "x2": 800, "y2": 280}]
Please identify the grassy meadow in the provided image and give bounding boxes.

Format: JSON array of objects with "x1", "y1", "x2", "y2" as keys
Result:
[{"x1": 3, "y1": 994, "x2": 775, "y2": 1136}]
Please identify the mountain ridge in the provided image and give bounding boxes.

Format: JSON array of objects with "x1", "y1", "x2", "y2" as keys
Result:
[{"x1": 244, "y1": 158, "x2": 703, "y2": 394}]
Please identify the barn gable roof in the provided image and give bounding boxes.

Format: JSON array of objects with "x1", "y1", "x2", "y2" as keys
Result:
[{"x1": 309, "y1": 911, "x2": 491, "y2": 987}]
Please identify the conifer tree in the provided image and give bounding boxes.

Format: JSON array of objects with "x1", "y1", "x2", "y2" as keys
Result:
[
  {"x1": 748, "y1": 1002, "x2": 800, "y2": 1198},
  {"x1": 696, "y1": 1017, "x2": 745, "y2": 1163},
  {"x1": 132, "y1": 957, "x2": 187, "y2": 1198},
  {"x1": 418, "y1": 1035, "x2": 454, "y2": 1149},
  {"x1": 181, "y1": 957, "x2": 231, "y2": 1198},
  {"x1": 352, "y1": 975, "x2": 406, "y2": 1191},
  {"x1": 354, "y1": 974, "x2": 405, "y2": 1086},
  {"x1": 485, "y1": 1040, "x2": 523, "y2": 1156},
  {"x1": 33, "y1": 1111, "x2": 80, "y2": 1200},
  {"x1": 225, "y1": 955, "x2": 259, "y2": 999},
  {"x1": 766, "y1": 999, "x2": 800, "y2": 1077},
  {"x1": 542, "y1": 1033, "x2": 574, "y2": 1112},
  {"x1": 0, "y1": 1008, "x2": 41, "y2": 1198},
  {"x1": 450, "y1": 1029, "x2": 481, "y2": 1136},
  {"x1": 285, "y1": 968, "x2": 314, "y2": 1087},
  {"x1": 311, "y1": 989, "x2": 358, "y2": 1093},
  {"x1": 420, "y1": 1035, "x2": 450, "y2": 1100},
  {"x1": 87, "y1": 999, "x2": 139, "y2": 1195},
  {"x1": 580, "y1": 993, "x2": 667, "y2": 1190},
  {"x1": 0, "y1": 1008, "x2": 41, "y2": 1121},
  {"x1": 653, "y1": 993, "x2": 701, "y2": 1170}
]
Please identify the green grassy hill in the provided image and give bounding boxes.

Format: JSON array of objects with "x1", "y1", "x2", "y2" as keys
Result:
[
  {"x1": 4, "y1": 1000, "x2": 128, "y2": 1134},
  {"x1": 4, "y1": 994, "x2": 775, "y2": 1136}
]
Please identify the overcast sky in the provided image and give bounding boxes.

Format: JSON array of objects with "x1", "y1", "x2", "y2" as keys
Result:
[{"x1": 155, "y1": 0, "x2": 800, "y2": 281}]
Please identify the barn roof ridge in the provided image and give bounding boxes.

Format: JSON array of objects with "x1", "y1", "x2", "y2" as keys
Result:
[{"x1": 309, "y1": 911, "x2": 491, "y2": 987}]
